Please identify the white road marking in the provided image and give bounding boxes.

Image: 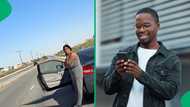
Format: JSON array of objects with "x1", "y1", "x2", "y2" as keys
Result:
[{"x1": 30, "y1": 85, "x2": 35, "y2": 90}]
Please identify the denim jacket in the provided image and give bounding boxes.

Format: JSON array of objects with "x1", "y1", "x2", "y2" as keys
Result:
[{"x1": 103, "y1": 42, "x2": 181, "y2": 107}]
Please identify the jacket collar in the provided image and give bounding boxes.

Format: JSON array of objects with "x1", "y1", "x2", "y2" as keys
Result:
[{"x1": 131, "y1": 41, "x2": 168, "y2": 58}]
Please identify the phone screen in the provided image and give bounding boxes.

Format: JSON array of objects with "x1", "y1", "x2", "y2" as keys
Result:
[{"x1": 116, "y1": 52, "x2": 128, "y2": 61}]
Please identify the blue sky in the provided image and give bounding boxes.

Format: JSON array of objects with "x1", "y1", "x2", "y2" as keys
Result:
[{"x1": 0, "y1": 0, "x2": 93, "y2": 67}]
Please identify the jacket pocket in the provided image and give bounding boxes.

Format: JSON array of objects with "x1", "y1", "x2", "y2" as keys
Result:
[{"x1": 154, "y1": 65, "x2": 168, "y2": 80}]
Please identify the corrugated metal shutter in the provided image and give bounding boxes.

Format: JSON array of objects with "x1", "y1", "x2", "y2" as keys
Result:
[
  {"x1": 99, "y1": 0, "x2": 190, "y2": 67},
  {"x1": 122, "y1": 0, "x2": 190, "y2": 50},
  {"x1": 101, "y1": 0, "x2": 123, "y2": 41}
]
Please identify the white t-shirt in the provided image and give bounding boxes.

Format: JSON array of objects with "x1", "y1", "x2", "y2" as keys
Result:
[{"x1": 127, "y1": 46, "x2": 157, "y2": 107}]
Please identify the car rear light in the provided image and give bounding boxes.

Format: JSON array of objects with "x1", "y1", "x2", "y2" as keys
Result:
[{"x1": 82, "y1": 65, "x2": 93, "y2": 75}]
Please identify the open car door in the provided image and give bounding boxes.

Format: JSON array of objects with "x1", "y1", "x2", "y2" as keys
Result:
[{"x1": 37, "y1": 60, "x2": 72, "y2": 91}]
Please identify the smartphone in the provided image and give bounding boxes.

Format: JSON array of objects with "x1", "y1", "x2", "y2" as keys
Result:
[
  {"x1": 116, "y1": 52, "x2": 128, "y2": 61},
  {"x1": 116, "y1": 52, "x2": 134, "y2": 61}
]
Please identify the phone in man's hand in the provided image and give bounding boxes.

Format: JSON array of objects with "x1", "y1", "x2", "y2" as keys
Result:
[
  {"x1": 116, "y1": 52, "x2": 128, "y2": 61},
  {"x1": 116, "y1": 51, "x2": 134, "y2": 61}
]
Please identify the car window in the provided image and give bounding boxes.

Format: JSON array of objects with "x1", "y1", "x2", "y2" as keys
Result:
[{"x1": 39, "y1": 60, "x2": 63, "y2": 74}]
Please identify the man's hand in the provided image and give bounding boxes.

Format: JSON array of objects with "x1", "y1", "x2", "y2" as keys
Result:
[
  {"x1": 115, "y1": 59, "x2": 128, "y2": 77},
  {"x1": 125, "y1": 59, "x2": 142, "y2": 78}
]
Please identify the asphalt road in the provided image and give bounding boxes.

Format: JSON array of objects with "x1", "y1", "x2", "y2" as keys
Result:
[
  {"x1": 0, "y1": 67, "x2": 93, "y2": 107},
  {"x1": 0, "y1": 67, "x2": 44, "y2": 107}
]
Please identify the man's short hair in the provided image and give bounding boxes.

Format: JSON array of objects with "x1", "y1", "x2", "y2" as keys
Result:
[{"x1": 136, "y1": 7, "x2": 159, "y2": 23}]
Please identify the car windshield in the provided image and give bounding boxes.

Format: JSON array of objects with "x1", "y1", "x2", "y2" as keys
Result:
[{"x1": 77, "y1": 47, "x2": 94, "y2": 65}]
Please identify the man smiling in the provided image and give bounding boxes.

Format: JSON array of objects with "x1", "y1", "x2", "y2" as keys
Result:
[{"x1": 103, "y1": 7, "x2": 181, "y2": 107}]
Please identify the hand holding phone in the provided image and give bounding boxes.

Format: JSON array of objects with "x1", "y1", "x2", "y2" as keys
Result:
[
  {"x1": 116, "y1": 52, "x2": 128, "y2": 61},
  {"x1": 115, "y1": 52, "x2": 135, "y2": 76}
]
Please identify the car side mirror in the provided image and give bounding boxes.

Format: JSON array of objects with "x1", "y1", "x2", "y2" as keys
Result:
[{"x1": 56, "y1": 65, "x2": 64, "y2": 71}]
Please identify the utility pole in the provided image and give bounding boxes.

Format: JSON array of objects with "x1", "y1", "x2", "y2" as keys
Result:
[{"x1": 16, "y1": 50, "x2": 23, "y2": 64}]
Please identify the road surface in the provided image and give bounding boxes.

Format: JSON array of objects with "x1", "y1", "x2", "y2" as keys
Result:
[{"x1": 0, "y1": 66, "x2": 93, "y2": 107}]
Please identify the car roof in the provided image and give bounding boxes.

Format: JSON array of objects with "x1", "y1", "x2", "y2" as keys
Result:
[{"x1": 77, "y1": 47, "x2": 93, "y2": 53}]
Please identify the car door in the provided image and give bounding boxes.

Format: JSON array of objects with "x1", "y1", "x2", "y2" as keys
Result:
[{"x1": 37, "y1": 60, "x2": 72, "y2": 91}]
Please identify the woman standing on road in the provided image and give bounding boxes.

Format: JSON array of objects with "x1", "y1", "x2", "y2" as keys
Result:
[{"x1": 63, "y1": 44, "x2": 83, "y2": 107}]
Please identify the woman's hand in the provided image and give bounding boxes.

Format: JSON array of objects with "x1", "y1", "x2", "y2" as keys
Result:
[{"x1": 64, "y1": 61, "x2": 69, "y2": 68}]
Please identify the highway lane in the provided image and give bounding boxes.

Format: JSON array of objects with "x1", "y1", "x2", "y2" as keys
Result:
[
  {"x1": 0, "y1": 67, "x2": 77, "y2": 107},
  {"x1": 0, "y1": 67, "x2": 44, "y2": 107},
  {"x1": 0, "y1": 66, "x2": 93, "y2": 107},
  {"x1": 0, "y1": 65, "x2": 33, "y2": 90}
]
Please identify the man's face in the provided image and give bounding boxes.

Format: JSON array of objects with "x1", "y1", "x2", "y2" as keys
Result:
[{"x1": 135, "y1": 13, "x2": 159, "y2": 45}]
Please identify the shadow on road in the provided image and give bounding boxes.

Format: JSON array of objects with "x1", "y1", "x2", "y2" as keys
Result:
[
  {"x1": 24, "y1": 67, "x2": 93, "y2": 107},
  {"x1": 23, "y1": 84, "x2": 77, "y2": 107},
  {"x1": 23, "y1": 85, "x2": 93, "y2": 107}
]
